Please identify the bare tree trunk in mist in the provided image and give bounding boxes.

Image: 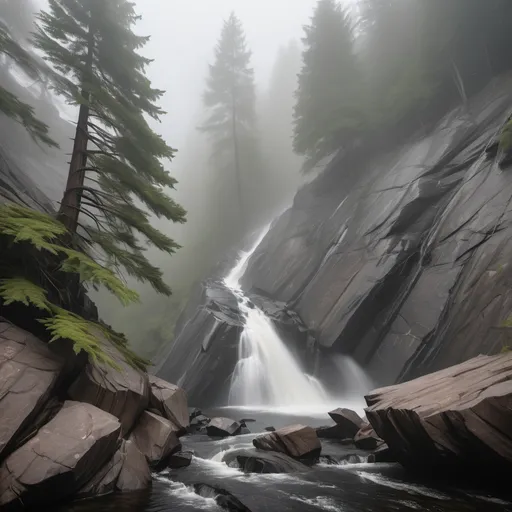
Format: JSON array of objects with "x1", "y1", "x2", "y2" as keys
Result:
[{"x1": 231, "y1": 87, "x2": 245, "y2": 234}]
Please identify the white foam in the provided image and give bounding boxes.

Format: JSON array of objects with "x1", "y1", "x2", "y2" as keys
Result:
[
  {"x1": 290, "y1": 495, "x2": 343, "y2": 511},
  {"x1": 152, "y1": 477, "x2": 220, "y2": 510}
]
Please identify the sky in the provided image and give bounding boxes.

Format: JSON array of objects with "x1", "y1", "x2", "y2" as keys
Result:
[{"x1": 133, "y1": 0, "x2": 319, "y2": 155}]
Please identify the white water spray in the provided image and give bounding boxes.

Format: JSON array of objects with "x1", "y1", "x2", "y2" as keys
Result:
[{"x1": 225, "y1": 227, "x2": 330, "y2": 407}]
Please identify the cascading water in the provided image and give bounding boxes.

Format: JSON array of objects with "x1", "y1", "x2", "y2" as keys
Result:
[{"x1": 225, "y1": 227, "x2": 329, "y2": 407}]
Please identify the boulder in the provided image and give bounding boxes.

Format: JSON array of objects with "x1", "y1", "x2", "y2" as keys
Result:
[
  {"x1": 190, "y1": 414, "x2": 210, "y2": 427},
  {"x1": 168, "y1": 451, "x2": 193, "y2": 469},
  {"x1": 0, "y1": 401, "x2": 120, "y2": 509},
  {"x1": 68, "y1": 334, "x2": 149, "y2": 434},
  {"x1": 223, "y1": 448, "x2": 309, "y2": 474},
  {"x1": 149, "y1": 376, "x2": 189, "y2": 431},
  {"x1": 77, "y1": 439, "x2": 151, "y2": 498},
  {"x1": 189, "y1": 408, "x2": 202, "y2": 420},
  {"x1": 365, "y1": 353, "x2": 512, "y2": 478},
  {"x1": 130, "y1": 411, "x2": 180, "y2": 470},
  {"x1": 316, "y1": 425, "x2": 354, "y2": 441},
  {"x1": 368, "y1": 444, "x2": 395, "y2": 463},
  {"x1": 253, "y1": 424, "x2": 321, "y2": 460},
  {"x1": 354, "y1": 423, "x2": 383, "y2": 450},
  {"x1": 328, "y1": 408, "x2": 364, "y2": 438},
  {"x1": 0, "y1": 322, "x2": 64, "y2": 460},
  {"x1": 193, "y1": 483, "x2": 251, "y2": 512},
  {"x1": 265, "y1": 426, "x2": 276, "y2": 432},
  {"x1": 206, "y1": 417, "x2": 241, "y2": 437}
]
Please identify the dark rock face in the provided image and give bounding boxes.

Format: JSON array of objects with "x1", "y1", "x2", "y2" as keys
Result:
[
  {"x1": 354, "y1": 423, "x2": 383, "y2": 450},
  {"x1": 77, "y1": 439, "x2": 151, "y2": 498},
  {"x1": 253, "y1": 425, "x2": 321, "y2": 460},
  {"x1": 206, "y1": 417, "x2": 242, "y2": 437},
  {"x1": 328, "y1": 408, "x2": 364, "y2": 437},
  {"x1": 149, "y1": 376, "x2": 189, "y2": 432},
  {"x1": 0, "y1": 401, "x2": 121, "y2": 510},
  {"x1": 223, "y1": 448, "x2": 309, "y2": 474},
  {"x1": 237, "y1": 76, "x2": 512, "y2": 385},
  {"x1": 316, "y1": 425, "x2": 353, "y2": 441},
  {"x1": 193, "y1": 483, "x2": 252, "y2": 512},
  {"x1": 0, "y1": 322, "x2": 64, "y2": 460},
  {"x1": 365, "y1": 353, "x2": 512, "y2": 479},
  {"x1": 68, "y1": 335, "x2": 149, "y2": 434},
  {"x1": 130, "y1": 411, "x2": 181, "y2": 469},
  {"x1": 168, "y1": 451, "x2": 193, "y2": 469}
]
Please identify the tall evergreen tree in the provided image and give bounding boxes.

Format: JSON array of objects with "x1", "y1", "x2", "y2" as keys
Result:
[
  {"x1": 33, "y1": 0, "x2": 186, "y2": 295},
  {"x1": 200, "y1": 12, "x2": 257, "y2": 232},
  {"x1": 294, "y1": 0, "x2": 364, "y2": 171}
]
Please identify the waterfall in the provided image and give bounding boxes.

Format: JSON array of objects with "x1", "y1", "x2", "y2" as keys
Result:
[
  {"x1": 225, "y1": 227, "x2": 330, "y2": 407},
  {"x1": 331, "y1": 355, "x2": 375, "y2": 399}
]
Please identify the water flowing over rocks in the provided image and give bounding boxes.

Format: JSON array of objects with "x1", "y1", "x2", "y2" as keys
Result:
[
  {"x1": 365, "y1": 353, "x2": 512, "y2": 481},
  {"x1": 193, "y1": 483, "x2": 252, "y2": 512},
  {"x1": 0, "y1": 401, "x2": 121, "y2": 510}
]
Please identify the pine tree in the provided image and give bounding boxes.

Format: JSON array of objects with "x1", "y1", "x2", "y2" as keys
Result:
[
  {"x1": 0, "y1": 19, "x2": 56, "y2": 146},
  {"x1": 294, "y1": 0, "x2": 364, "y2": 170},
  {"x1": 200, "y1": 12, "x2": 257, "y2": 232},
  {"x1": 33, "y1": 0, "x2": 186, "y2": 295}
]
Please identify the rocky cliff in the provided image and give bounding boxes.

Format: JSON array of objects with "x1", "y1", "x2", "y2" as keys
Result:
[{"x1": 161, "y1": 73, "x2": 512, "y2": 400}]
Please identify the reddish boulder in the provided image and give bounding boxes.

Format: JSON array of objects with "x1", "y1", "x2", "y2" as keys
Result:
[
  {"x1": 365, "y1": 353, "x2": 512, "y2": 477},
  {"x1": 130, "y1": 411, "x2": 180, "y2": 469},
  {"x1": 0, "y1": 322, "x2": 64, "y2": 460},
  {"x1": 149, "y1": 376, "x2": 189, "y2": 431},
  {"x1": 253, "y1": 424, "x2": 321, "y2": 460},
  {"x1": 328, "y1": 408, "x2": 364, "y2": 438},
  {"x1": 0, "y1": 401, "x2": 120, "y2": 510},
  {"x1": 68, "y1": 333, "x2": 149, "y2": 435}
]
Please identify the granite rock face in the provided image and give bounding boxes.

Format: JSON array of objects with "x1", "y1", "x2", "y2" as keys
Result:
[
  {"x1": 253, "y1": 425, "x2": 321, "y2": 460},
  {"x1": 365, "y1": 353, "x2": 512, "y2": 478},
  {"x1": 149, "y1": 376, "x2": 189, "y2": 431},
  {"x1": 68, "y1": 334, "x2": 149, "y2": 434},
  {"x1": 0, "y1": 401, "x2": 121, "y2": 510},
  {"x1": 130, "y1": 411, "x2": 180, "y2": 469},
  {"x1": 0, "y1": 322, "x2": 64, "y2": 460}
]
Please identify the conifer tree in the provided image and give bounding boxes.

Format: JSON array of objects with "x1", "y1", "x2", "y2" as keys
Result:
[
  {"x1": 294, "y1": 0, "x2": 364, "y2": 170},
  {"x1": 33, "y1": 0, "x2": 186, "y2": 295},
  {"x1": 201, "y1": 12, "x2": 257, "y2": 231}
]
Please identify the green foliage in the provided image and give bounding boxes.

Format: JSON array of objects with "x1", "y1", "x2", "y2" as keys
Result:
[
  {"x1": 294, "y1": 0, "x2": 365, "y2": 169},
  {"x1": 0, "y1": 21, "x2": 57, "y2": 146},
  {"x1": 0, "y1": 277, "x2": 51, "y2": 312},
  {"x1": 33, "y1": 0, "x2": 186, "y2": 294}
]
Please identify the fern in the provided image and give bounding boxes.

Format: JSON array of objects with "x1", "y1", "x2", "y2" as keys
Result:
[
  {"x1": 39, "y1": 308, "x2": 119, "y2": 369},
  {"x1": 59, "y1": 248, "x2": 140, "y2": 305},
  {"x1": 0, "y1": 204, "x2": 66, "y2": 254},
  {"x1": 0, "y1": 277, "x2": 51, "y2": 311}
]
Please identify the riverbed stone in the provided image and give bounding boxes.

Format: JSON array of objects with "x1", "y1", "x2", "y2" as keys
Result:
[
  {"x1": 224, "y1": 448, "x2": 309, "y2": 474},
  {"x1": 168, "y1": 450, "x2": 193, "y2": 469},
  {"x1": 193, "y1": 483, "x2": 251, "y2": 512},
  {"x1": 68, "y1": 333, "x2": 149, "y2": 435},
  {"x1": 0, "y1": 401, "x2": 121, "y2": 509},
  {"x1": 354, "y1": 423, "x2": 382, "y2": 450},
  {"x1": 365, "y1": 353, "x2": 512, "y2": 477},
  {"x1": 328, "y1": 408, "x2": 364, "y2": 438},
  {"x1": 253, "y1": 424, "x2": 321, "y2": 460},
  {"x1": 130, "y1": 410, "x2": 180, "y2": 469},
  {"x1": 0, "y1": 321, "x2": 64, "y2": 460},
  {"x1": 206, "y1": 417, "x2": 242, "y2": 437},
  {"x1": 149, "y1": 375, "x2": 189, "y2": 431}
]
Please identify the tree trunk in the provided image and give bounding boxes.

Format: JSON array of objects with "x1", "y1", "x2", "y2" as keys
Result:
[{"x1": 58, "y1": 21, "x2": 94, "y2": 233}]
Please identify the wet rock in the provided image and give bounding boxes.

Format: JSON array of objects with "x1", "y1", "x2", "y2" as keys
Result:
[
  {"x1": 0, "y1": 401, "x2": 120, "y2": 509},
  {"x1": 130, "y1": 411, "x2": 180, "y2": 470},
  {"x1": 354, "y1": 423, "x2": 383, "y2": 450},
  {"x1": 366, "y1": 353, "x2": 512, "y2": 477},
  {"x1": 240, "y1": 418, "x2": 256, "y2": 423},
  {"x1": 368, "y1": 444, "x2": 395, "y2": 463},
  {"x1": 265, "y1": 426, "x2": 276, "y2": 432},
  {"x1": 223, "y1": 448, "x2": 309, "y2": 474},
  {"x1": 0, "y1": 322, "x2": 64, "y2": 460},
  {"x1": 328, "y1": 408, "x2": 364, "y2": 438},
  {"x1": 253, "y1": 424, "x2": 321, "y2": 460},
  {"x1": 316, "y1": 424, "x2": 354, "y2": 441},
  {"x1": 189, "y1": 408, "x2": 202, "y2": 420},
  {"x1": 193, "y1": 483, "x2": 251, "y2": 512},
  {"x1": 68, "y1": 333, "x2": 149, "y2": 434},
  {"x1": 191, "y1": 414, "x2": 210, "y2": 427},
  {"x1": 116, "y1": 439, "x2": 152, "y2": 492},
  {"x1": 77, "y1": 439, "x2": 151, "y2": 498},
  {"x1": 206, "y1": 417, "x2": 242, "y2": 437},
  {"x1": 168, "y1": 451, "x2": 193, "y2": 469},
  {"x1": 149, "y1": 376, "x2": 189, "y2": 432}
]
